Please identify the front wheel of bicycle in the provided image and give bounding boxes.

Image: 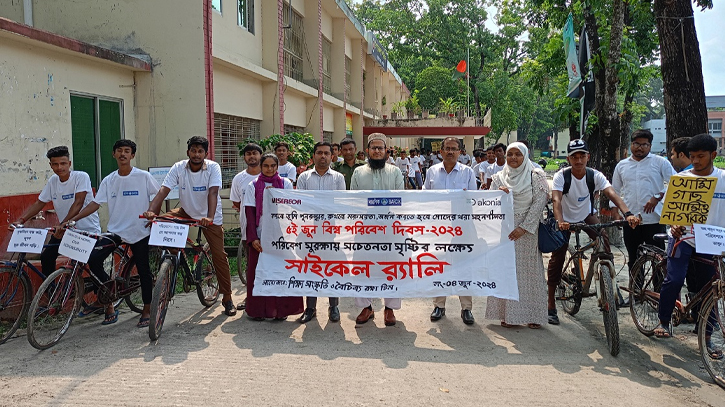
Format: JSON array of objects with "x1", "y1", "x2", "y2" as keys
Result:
[
  {"x1": 629, "y1": 252, "x2": 664, "y2": 336},
  {"x1": 0, "y1": 268, "x2": 32, "y2": 345},
  {"x1": 557, "y1": 262, "x2": 582, "y2": 316},
  {"x1": 27, "y1": 267, "x2": 83, "y2": 350},
  {"x1": 697, "y1": 293, "x2": 725, "y2": 389},
  {"x1": 237, "y1": 239, "x2": 247, "y2": 285},
  {"x1": 196, "y1": 244, "x2": 220, "y2": 307},
  {"x1": 149, "y1": 259, "x2": 174, "y2": 341},
  {"x1": 599, "y1": 263, "x2": 620, "y2": 357}
]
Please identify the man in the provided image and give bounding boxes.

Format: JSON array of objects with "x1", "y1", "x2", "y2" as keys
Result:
[
  {"x1": 424, "y1": 137, "x2": 478, "y2": 325},
  {"x1": 479, "y1": 146, "x2": 496, "y2": 187},
  {"x1": 471, "y1": 149, "x2": 485, "y2": 190},
  {"x1": 409, "y1": 149, "x2": 423, "y2": 189},
  {"x1": 457, "y1": 148, "x2": 471, "y2": 166},
  {"x1": 332, "y1": 138, "x2": 365, "y2": 190},
  {"x1": 484, "y1": 143, "x2": 506, "y2": 189},
  {"x1": 386, "y1": 149, "x2": 396, "y2": 165},
  {"x1": 12, "y1": 146, "x2": 101, "y2": 277},
  {"x1": 395, "y1": 150, "x2": 415, "y2": 189},
  {"x1": 229, "y1": 143, "x2": 263, "y2": 310},
  {"x1": 670, "y1": 137, "x2": 693, "y2": 172},
  {"x1": 145, "y1": 136, "x2": 237, "y2": 316},
  {"x1": 356, "y1": 151, "x2": 367, "y2": 162},
  {"x1": 68, "y1": 140, "x2": 160, "y2": 326},
  {"x1": 350, "y1": 133, "x2": 405, "y2": 326},
  {"x1": 610, "y1": 129, "x2": 675, "y2": 276},
  {"x1": 547, "y1": 139, "x2": 639, "y2": 325},
  {"x1": 331, "y1": 143, "x2": 344, "y2": 163},
  {"x1": 274, "y1": 141, "x2": 297, "y2": 183},
  {"x1": 296, "y1": 142, "x2": 346, "y2": 324},
  {"x1": 431, "y1": 150, "x2": 443, "y2": 165},
  {"x1": 656, "y1": 134, "x2": 725, "y2": 342}
]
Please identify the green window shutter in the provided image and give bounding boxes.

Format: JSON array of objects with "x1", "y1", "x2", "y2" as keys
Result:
[
  {"x1": 70, "y1": 95, "x2": 97, "y2": 186},
  {"x1": 98, "y1": 100, "x2": 121, "y2": 180}
]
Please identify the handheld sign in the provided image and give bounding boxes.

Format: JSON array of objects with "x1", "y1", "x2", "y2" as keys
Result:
[
  {"x1": 660, "y1": 175, "x2": 718, "y2": 225},
  {"x1": 58, "y1": 230, "x2": 96, "y2": 263},
  {"x1": 693, "y1": 224, "x2": 725, "y2": 256},
  {"x1": 7, "y1": 228, "x2": 48, "y2": 254},
  {"x1": 149, "y1": 222, "x2": 189, "y2": 248}
]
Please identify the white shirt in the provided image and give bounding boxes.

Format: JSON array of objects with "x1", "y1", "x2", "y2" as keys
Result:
[
  {"x1": 484, "y1": 162, "x2": 505, "y2": 181},
  {"x1": 277, "y1": 162, "x2": 297, "y2": 182},
  {"x1": 667, "y1": 167, "x2": 725, "y2": 247},
  {"x1": 431, "y1": 154, "x2": 442, "y2": 165},
  {"x1": 38, "y1": 171, "x2": 101, "y2": 233},
  {"x1": 423, "y1": 162, "x2": 478, "y2": 190},
  {"x1": 611, "y1": 153, "x2": 676, "y2": 224},
  {"x1": 552, "y1": 168, "x2": 611, "y2": 222},
  {"x1": 162, "y1": 159, "x2": 223, "y2": 225},
  {"x1": 387, "y1": 156, "x2": 395, "y2": 165},
  {"x1": 336, "y1": 157, "x2": 344, "y2": 163},
  {"x1": 296, "y1": 168, "x2": 346, "y2": 191},
  {"x1": 458, "y1": 154, "x2": 471, "y2": 166},
  {"x1": 243, "y1": 178, "x2": 294, "y2": 238},
  {"x1": 409, "y1": 156, "x2": 422, "y2": 172},
  {"x1": 395, "y1": 157, "x2": 411, "y2": 176},
  {"x1": 531, "y1": 160, "x2": 543, "y2": 171},
  {"x1": 229, "y1": 170, "x2": 260, "y2": 240},
  {"x1": 472, "y1": 161, "x2": 485, "y2": 179},
  {"x1": 93, "y1": 168, "x2": 160, "y2": 244}
]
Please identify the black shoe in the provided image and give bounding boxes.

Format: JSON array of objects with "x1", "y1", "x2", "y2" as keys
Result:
[
  {"x1": 328, "y1": 306, "x2": 340, "y2": 322},
  {"x1": 298, "y1": 308, "x2": 316, "y2": 324},
  {"x1": 236, "y1": 299, "x2": 246, "y2": 311},
  {"x1": 548, "y1": 309, "x2": 559, "y2": 325},
  {"x1": 430, "y1": 306, "x2": 445, "y2": 321},
  {"x1": 461, "y1": 309, "x2": 475, "y2": 325},
  {"x1": 223, "y1": 300, "x2": 237, "y2": 317}
]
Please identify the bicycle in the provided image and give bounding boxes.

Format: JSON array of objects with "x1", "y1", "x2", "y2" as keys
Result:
[
  {"x1": 146, "y1": 216, "x2": 220, "y2": 341},
  {"x1": 26, "y1": 227, "x2": 159, "y2": 350},
  {"x1": 626, "y1": 235, "x2": 725, "y2": 388},
  {"x1": 555, "y1": 219, "x2": 631, "y2": 357}
]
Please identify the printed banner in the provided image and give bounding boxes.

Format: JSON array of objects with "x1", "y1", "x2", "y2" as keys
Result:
[
  {"x1": 254, "y1": 189, "x2": 518, "y2": 300},
  {"x1": 660, "y1": 176, "x2": 718, "y2": 225},
  {"x1": 149, "y1": 222, "x2": 189, "y2": 248},
  {"x1": 563, "y1": 13, "x2": 582, "y2": 98}
]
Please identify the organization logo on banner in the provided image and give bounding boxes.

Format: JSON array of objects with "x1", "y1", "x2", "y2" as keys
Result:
[
  {"x1": 367, "y1": 197, "x2": 402, "y2": 206},
  {"x1": 272, "y1": 198, "x2": 302, "y2": 205}
]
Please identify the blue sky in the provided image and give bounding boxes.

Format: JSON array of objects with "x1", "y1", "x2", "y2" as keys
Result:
[{"x1": 351, "y1": 1, "x2": 724, "y2": 95}]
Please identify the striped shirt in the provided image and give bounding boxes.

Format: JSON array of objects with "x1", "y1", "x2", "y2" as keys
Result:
[{"x1": 296, "y1": 167, "x2": 346, "y2": 191}]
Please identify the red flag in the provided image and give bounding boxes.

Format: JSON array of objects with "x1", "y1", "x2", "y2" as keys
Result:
[{"x1": 452, "y1": 60, "x2": 467, "y2": 80}]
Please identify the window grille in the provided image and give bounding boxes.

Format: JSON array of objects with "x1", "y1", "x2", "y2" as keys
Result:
[
  {"x1": 323, "y1": 131, "x2": 333, "y2": 143},
  {"x1": 322, "y1": 37, "x2": 332, "y2": 94},
  {"x1": 284, "y1": 124, "x2": 305, "y2": 136},
  {"x1": 238, "y1": 0, "x2": 254, "y2": 34},
  {"x1": 283, "y1": 2, "x2": 304, "y2": 81},
  {"x1": 214, "y1": 113, "x2": 261, "y2": 188},
  {"x1": 345, "y1": 56, "x2": 352, "y2": 100}
]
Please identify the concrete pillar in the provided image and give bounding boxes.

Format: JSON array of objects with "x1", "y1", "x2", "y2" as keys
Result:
[
  {"x1": 303, "y1": 0, "x2": 321, "y2": 140},
  {"x1": 464, "y1": 135, "x2": 474, "y2": 155},
  {"x1": 351, "y1": 39, "x2": 364, "y2": 148}
]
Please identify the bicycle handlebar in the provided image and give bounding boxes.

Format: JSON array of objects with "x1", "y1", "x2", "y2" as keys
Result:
[
  {"x1": 568, "y1": 219, "x2": 630, "y2": 232},
  {"x1": 140, "y1": 214, "x2": 203, "y2": 227}
]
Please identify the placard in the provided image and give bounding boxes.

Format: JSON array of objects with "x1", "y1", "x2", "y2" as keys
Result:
[
  {"x1": 660, "y1": 175, "x2": 718, "y2": 225},
  {"x1": 58, "y1": 230, "x2": 96, "y2": 263},
  {"x1": 149, "y1": 222, "x2": 189, "y2": 248},
  {"x1": 149, "y1": 166, "x2": 179, "y2": 200},
  {"x1": 7, "y1": 228, "x2": 48, "y2": 254},
  {"x1": 693, "y1": 224, "x2": 725, "y2": 256}
]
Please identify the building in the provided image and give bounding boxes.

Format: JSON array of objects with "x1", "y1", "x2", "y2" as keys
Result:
[
  {"x1": 641, "y1": 118, "x2": 667, "y2": 154},
  {"x1": 707, "y1": 96, "x2": 724, "y2": 155}
]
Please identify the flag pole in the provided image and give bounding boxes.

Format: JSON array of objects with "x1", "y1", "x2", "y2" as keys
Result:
[{"x1": 466, "y1": 47, "x2": 470, "y2": 116}]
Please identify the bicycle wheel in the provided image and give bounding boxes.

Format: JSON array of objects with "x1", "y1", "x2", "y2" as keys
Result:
[
  {"x1": 599, "y1": 263, "x2": 620, "y2": 357},
  {"x1": 27, "y1": 267, "x2": 83, "y2": 350},
  {"x1": 628, "y1": 252, "x2": 664, "y2": 336},
  {"x1": 82, "y1": 253, "x2": 124, "y2": 311},
  {"x1": 556, "y1": 262, "x2": 582, "y2": 316},
  {"x1": 124, "y1": 247, "x2": 162, "y2": 313},
  {"x1": 0, "y1": 268, "x2": 32, "y2": 345},
  {"x1": 195, "y1": 244, "x2": 220, "y2": 307},
  {"x1": 149, "y1": 259, "x2": 174, "y2": 341},
  {"x1": 698, "y1": 294, "x2": 725, "y2": 389},
  {"x1": 237, "y1": 239, "x2": 247, "y2": 285}
]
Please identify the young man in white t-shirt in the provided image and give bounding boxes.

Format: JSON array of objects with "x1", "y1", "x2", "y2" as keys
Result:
[
  {"x1": 69, "y1": 140, "x2": 160, "y2": 326},
  {"x1": 409, "y1": 149, "x2": 423, "y2": 190},
  {"x1": 395, "y1": 150, "x2": 415, "y2": 189},
  {"x1": 484, "y1": 143, "x2": 506, "y2": 189},
  {"x1": 546, "y1": 139, "x2": 639, "y2": 325},
  {"x1": 11, "y1": 146, "x2": 101, "y2": 278},
  {"x1": 274, "y1": 141, "x2": 297, "y2": 183},
  {"x1": 145, "y1": 136, "x2": 237, "y2": 316}
]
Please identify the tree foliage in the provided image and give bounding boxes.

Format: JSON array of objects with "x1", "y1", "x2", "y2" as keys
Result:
[
  {"x1": 415, "y1": 66, "x2": 457, "y2": 110},
  {"x1": 238, "y1": 133, "x2": 315, "y2": 167}
]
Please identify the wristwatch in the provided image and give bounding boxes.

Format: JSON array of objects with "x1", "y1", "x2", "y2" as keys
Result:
[
  {"x1": 623, "y1": 211, "x2": 634, "y2": 218},
  {"x1": 653, "y1": 192, "x2": 664, "y2": 200}
]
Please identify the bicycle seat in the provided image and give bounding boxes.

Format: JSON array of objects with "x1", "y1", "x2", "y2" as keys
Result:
[{"x1": 653, "y1": 233, "x2": 668, "y2": 242}]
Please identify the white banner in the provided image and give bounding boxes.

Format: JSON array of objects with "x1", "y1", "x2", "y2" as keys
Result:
[
  {"x1": 58, "y1": 230, "x2": 96, "y2": 263},
  {"x1": 694, "y1": 224, "x2": 725, "y2": 255},
  {"x1": 7, "y1": 228, "x2": 47, "y2": 254},
  {"x1": 149, "y1": 222, "x2": 189, "y2": 248},
  {"x1": 254, "y1": 189, "x2": 518, "y2": 300}
]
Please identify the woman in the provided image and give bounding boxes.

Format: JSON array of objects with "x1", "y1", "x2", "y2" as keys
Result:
[
  {"x1": 485, "y1": 142, "x2": 549, "y2": 329},
  {"x1": 243, "y1": 153, "x2": 303, "y2": 320}
]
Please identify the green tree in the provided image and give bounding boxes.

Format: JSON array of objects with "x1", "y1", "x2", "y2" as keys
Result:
[
  {"x1": 415, "y1": 66, "x2": 457, "y2": 109},
  {"x1": 238, "y1": 133, "x2": 315, "y2": 167}
]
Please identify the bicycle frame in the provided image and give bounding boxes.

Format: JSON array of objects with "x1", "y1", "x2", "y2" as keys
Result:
[
  {"x1": 158, "y1": 228, "x2": 206, "y2": 300},
  {"x1": 563, "y1": 229, "x2": 615, "y2": 299}
]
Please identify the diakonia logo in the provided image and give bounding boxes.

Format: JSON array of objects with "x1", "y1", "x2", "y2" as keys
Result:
[{"x1": 368, "y1": 197, "x2": 402, "y2": 206}]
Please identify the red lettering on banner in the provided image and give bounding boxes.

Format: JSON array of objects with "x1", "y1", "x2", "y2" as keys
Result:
[
  {"x1": 378, "y1": 252, "x2": 450, "y2": 281},
  {"x1": 321, "y1": 220, "x2": 341, "y2": 235}
]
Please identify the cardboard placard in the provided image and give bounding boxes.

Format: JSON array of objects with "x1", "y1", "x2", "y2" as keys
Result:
[
  {"x1": 7, "y1": 228, "x2": 48, "y2": 254},
  {"x1": 660, "y1": 175, "x2": 718, "y2": 225},
  {"x1": 148, "y1": 222, "x2": 189, "y2": 248},
  {"x1": 693, "y1": 224, "x2": 725, "y2": 256},
  {"x1": 58, "y1": 230, "x2": 96, "y2": 263}
]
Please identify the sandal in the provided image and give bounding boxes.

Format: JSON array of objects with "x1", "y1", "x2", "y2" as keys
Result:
[
  {"x1": 654, "y1": 324, "x2": 672, "y2": 339},
  {"x1": 528, "y1": 323, "x2": 541, "y2": 329},
  {"x1": 78, "y1": 304, "x2": 103, "y2": 318},
  {"x1": 101, "y1": 309, "x2": 119, "y2": 325},
  {"x1": 501, "y1": 321, "x2": 517, "y2": 328},
  {"x1": 136, "y1": 317, "x2": 150, "y2": 328},
  {"x1": 706, "y1": 338, "x2": 724, "y2": 360}
]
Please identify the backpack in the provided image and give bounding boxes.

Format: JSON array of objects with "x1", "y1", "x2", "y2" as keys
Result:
[{"x1": 562, "y1": 167, "x2": 595, "y2": 215}]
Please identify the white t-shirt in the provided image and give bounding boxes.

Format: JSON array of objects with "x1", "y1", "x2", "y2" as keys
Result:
[
  {"x1": 387, "y1": 156, "x2": 395, "y2": 165},
  {"x1": 229, "y1": 170, "x2": 259, "y2": 240},
  {"x1": 162, "y1": 159, "x2": 223, "y2": 225},
  {"x1": 552, "y1": 168, "x2": 611, "y2": 222},
  {"x1": 243, "y1": 178, "x2": 294, "y2": 238},
  {"x1": 472, "y1": 161, "x2": 484, "y2": 179},
  {"x1": 38, "y1": 171, "x2": 101, "y2": 233},
  {"x1": 410, "y1": 156, "x2": 422, "y2": 172},
  {"x1": 431, "y1": 154, "x2": 442, "y2": 165},
  {"x1": 93, "y1": 168, "x2": 160, "y2": 244},
  {"x1": 458, "y1": 154, "x2": 471, "y2": 166},
  {"x1": 484, "y1": 162, "x2": 505, "y2": 181},
  {"x1": 278, "y1": 162, "x2": 297, "y2": 182},
  {"x1": 395, "y1": 157, "x2": 411, "y2": 176}
]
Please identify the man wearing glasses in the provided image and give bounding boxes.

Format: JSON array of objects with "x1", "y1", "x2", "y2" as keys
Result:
[{"x1": 610, "y1": 129, "x2": 675, "y2": 278}]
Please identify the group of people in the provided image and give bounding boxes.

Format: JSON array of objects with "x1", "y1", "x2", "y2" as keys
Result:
[{"x1": 11, "y1": 129, "x2": 725, "y2": 343}]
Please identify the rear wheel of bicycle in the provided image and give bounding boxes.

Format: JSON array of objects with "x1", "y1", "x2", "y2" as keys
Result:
[
  {"x1": 27, "y1": 267, "x2": 83, "y2": 350},
  {"x1": 82, "y1": 253, "x2": 124, "y2": 312},
  {"x1": 149, "y1": 259, "x2": 173, "y2": 341},
  {"x1": 629, "y1": 252, "x2": 664, "y2": 336},
  {"x1": 557, "y1": 263, "x2": 582, "y2": 316},
  {"x1": 124, "y1": 247, "x2": 163, "y2": 313},
  {"x1": 0, "y1": 268, "x2": 32, "y2": 345},
  {"x1": 237, "y1": 239, "x2": 247, "y2": 285},
  {"x1": 196, "y1": 244, "x2": 220, "y2": 307},
  {"x1": 599, "y1": 264, "x2": 620, "y2": 357},
  {"x1": 698, "y1": 294, "x2": 725, "y2": 389}
]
